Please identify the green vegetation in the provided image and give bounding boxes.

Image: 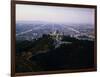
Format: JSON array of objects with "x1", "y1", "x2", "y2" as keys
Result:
[{"x1": 16, "y1": 34, "x2": 95, "y2": 72}]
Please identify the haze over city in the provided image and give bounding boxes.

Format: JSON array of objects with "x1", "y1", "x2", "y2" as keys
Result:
[
  {"x1": 15, "y1": 4, "x2": 95, "y2": 73},
  {"x1": 16, "y1": 4, "x2": 95, "y2": 25}
]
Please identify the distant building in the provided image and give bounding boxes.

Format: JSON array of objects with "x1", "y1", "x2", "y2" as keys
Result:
[
  {"x1": 49, "y1": 30, "x2": 63, "y2": 42},
  {"x1": 49, "y1": 30, "x2": 71, "y2": 48}
]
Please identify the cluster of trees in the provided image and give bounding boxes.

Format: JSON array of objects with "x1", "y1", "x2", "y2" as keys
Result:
[{"x1": 16, "y1": 34, "x2": 95, "y2": 72}]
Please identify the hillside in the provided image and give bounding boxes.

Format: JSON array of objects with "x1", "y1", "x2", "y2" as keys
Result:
[{"x1": 16, "y1": 35, "x2": 95, "y2": 72}]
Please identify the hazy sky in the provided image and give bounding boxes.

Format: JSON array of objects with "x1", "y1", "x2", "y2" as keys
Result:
[{"x1": 16, "y1": 4, "x2": 95, "y2": 24}]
